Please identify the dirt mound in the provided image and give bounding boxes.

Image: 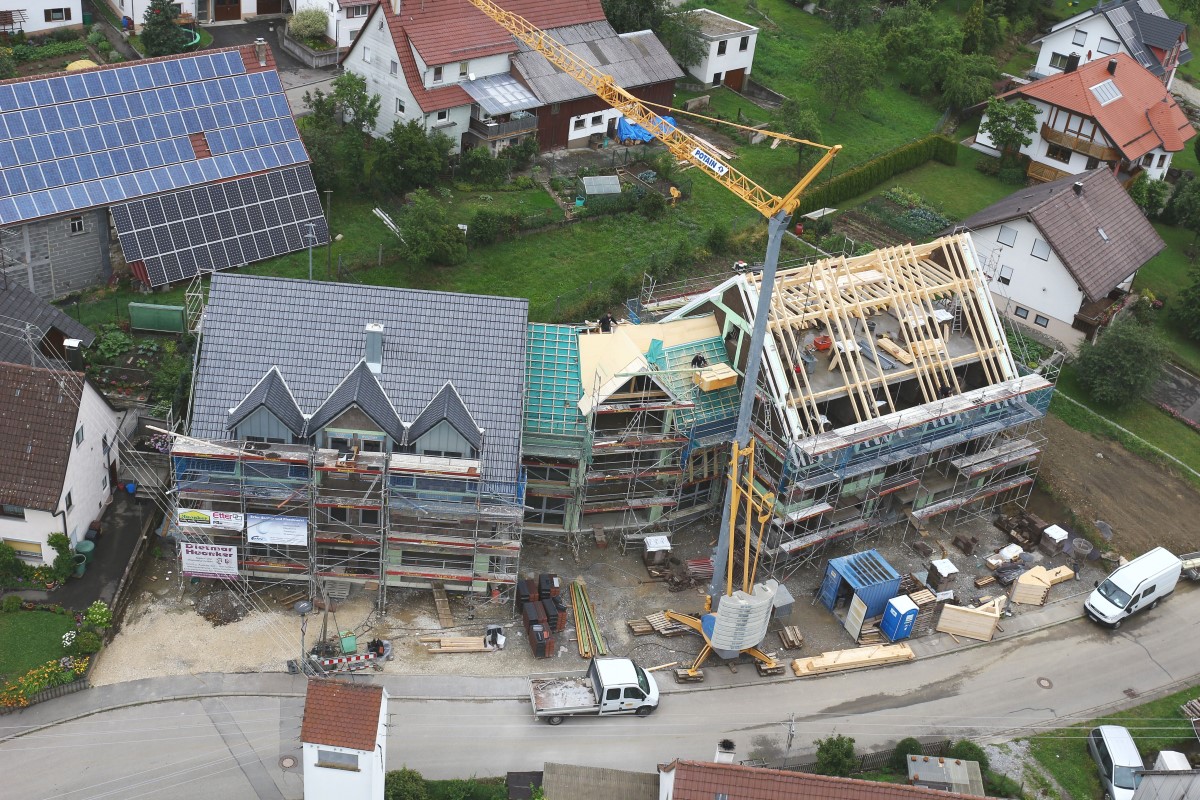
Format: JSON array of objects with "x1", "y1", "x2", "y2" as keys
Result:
[{"x1": 195, "y1": 590, "x2": 250, "y2": 626}]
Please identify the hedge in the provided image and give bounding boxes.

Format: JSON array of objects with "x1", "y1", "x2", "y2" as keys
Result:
[{"x1": 798, "y1": 135, "x2": 958, "y2": 215}]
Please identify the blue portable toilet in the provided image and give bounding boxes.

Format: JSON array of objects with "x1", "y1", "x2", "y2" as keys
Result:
[
  {"x1": 880, "y1": 595, "x2": 919, "y2": 642},
  {"x1": 818, "y1": 550, "x2": 901, "y2": 620}
]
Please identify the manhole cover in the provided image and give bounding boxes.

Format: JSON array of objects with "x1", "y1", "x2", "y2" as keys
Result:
[
  {"x1": 1124, "y1": 688, "x2": 1139, "y2": 699},
  {"x1": 1037, "y1": 677, "x2": 1053, "y2": 689},
  {"x1": 279, "y1": 755, "x2": 297, "y2": 770}
]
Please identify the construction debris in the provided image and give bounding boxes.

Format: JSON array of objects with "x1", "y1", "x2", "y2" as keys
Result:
[
  {"x1": 791, "y1": 643, "x2": 916, "y2": 677},
  {"x1": 935, "y1": 597, "x2": 1007, "y2": 641}
]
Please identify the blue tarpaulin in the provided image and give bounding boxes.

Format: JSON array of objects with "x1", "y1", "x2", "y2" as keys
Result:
[{"x1": 617, "y1": 115, "x2": 676, "y2": 143}]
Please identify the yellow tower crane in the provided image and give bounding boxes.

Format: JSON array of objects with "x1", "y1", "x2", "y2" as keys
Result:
[{"x1": 463, "y1": 0, "x2": 841, "y2": 676}]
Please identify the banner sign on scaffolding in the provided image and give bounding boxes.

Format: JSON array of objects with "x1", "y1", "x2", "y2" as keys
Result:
[
  {"x1": 247, "y1": 514, "x2": 309, "y2": 547},
  {"x1": 181, "y1": 542, "x2": 238, "y2": 578},
  {"x1": 177, "y1": 508, "x2": 244, "y2": 531}
]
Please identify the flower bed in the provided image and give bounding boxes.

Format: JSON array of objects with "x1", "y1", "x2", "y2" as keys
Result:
[{"x1": 0, "y1": 656, "x2": 89, "y2": 709}]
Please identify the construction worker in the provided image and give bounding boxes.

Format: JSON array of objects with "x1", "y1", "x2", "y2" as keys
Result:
[
  {"x1": 691, "y1": 353, "x2": 708, "y2": 369},
  {"x1": 599, "y1": 313, "x2": 616, "y2": 333}
]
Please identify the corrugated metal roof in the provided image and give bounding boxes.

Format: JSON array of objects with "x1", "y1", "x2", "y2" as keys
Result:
[
  {"x1": 541, "y1": 763, "x2": 657, "y2": 800},
  {"x1": 462, "y1": 73, "x2": 541, "y2": 116}
]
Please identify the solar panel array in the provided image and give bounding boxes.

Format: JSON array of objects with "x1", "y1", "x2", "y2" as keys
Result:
[
  {"x1": 111, "y1": 165, "x2": 330, "y2": 287},
  {"x1": 0, "y1": 50, "x2": 307, "y2": 226}
]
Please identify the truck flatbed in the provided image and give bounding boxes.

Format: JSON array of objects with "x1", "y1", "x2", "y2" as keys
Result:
[{"x1": 530, "y1": 676, "x2": 598, "y2": 713}]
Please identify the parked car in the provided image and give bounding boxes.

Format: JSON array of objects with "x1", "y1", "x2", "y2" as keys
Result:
[
  {"x1": 1084, "y1": 547, "x2": 1182, "y2": 629},
  {"x1": 1087, "y1": 725, "x2": 1144, "y2": 800}
]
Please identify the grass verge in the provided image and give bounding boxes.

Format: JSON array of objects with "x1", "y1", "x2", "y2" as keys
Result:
[{"x1": 0, "y1": 610, "x2": 76, "y2": 682}]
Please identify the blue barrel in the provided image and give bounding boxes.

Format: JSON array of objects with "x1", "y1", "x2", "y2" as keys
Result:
[{"x1": 880, "y1": 595, "x2": 919, "y2": 642}]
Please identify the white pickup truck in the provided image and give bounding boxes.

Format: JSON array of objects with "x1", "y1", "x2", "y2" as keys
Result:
[{"x1": 529, "y1": 656, "x2": 659, "y2": 725}]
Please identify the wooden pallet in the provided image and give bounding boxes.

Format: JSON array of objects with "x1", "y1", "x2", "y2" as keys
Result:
[
  {"x1": 792, "y1": 644, "x2": 915, "y2": 677},
  {"x1": 627, "y1": 618, "x2": 655, "y2": 636},
  {"x1": 974, "y1": 575, "x2": 996, "y2": 588},
  {"x1": 756, "y1": 661, "x2": 786, "y2": 677},
  {"x1": 431, "y1": 582, "x2": 455, "y2": 628},
  {"x1": 646, "y1": 611, "x2": 692, "y2": 637},
  {"x1": 908, "y1": 588, "x2": 937, "y2": 606},
  {"x1": 418, "y1": 636, "x2": 494, "y2": 653},
  {"x1": 673, "y1": 668, "x2": 705, "y2": 683},
  {"x1": 778, "y1": 626, "x2": 805, "y2": 650}
]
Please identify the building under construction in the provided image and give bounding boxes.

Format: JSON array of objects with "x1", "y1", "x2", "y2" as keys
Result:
[{"x1": 170, "y1": 274, "x2": 527, "y2": 608}]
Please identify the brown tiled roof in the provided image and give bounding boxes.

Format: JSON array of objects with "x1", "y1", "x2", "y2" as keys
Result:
[
  {"x1": 660, "y1": 760, "x2": 1001, "y2": 800},
  {"x1": 0, "y1": 362, "x2": 84, "y2": 512},
  {"x1": 958, "y1": 167, "x2": 1164, "y2": 302},
  {"x1": 542, "y1": 763, "x2": 657, "y2": 800},
  {"x1": 381, "y1": 1, "x2": 473, "y2": 113},
  {"x1": 300, "y1": 680, "x2": 384, "y2": 752},
  {"x1": 1001, "y1": 53, "x2": 1194, "y2": 161}
]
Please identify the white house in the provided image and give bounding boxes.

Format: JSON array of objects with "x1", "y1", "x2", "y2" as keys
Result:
[
  {"x1": 0, "y1": 0, "x2": 83, "y2": 35},
  {"x1": 975, "y1": 53, "x2": 1195, "y2": 184},
  {"x1": 957, "y1": 167, "x2": 1164, "y2": 347},
  {"x1": 0, "y1": 362, "x2": 122, "y2": 564},
  {"x1": 301, "y1": 679, "x2": 388, "y2": 800},
  {"x1": 684, "y1": 8, "x2": 757, "y2": 91},
  {"x1": 1032, "y1": 0, "x2": 1190, "y2": 88}
]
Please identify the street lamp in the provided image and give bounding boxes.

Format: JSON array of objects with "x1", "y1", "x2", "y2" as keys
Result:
[
  {"x1": 293, "y1": 599, "x2": 313, "y2": 675},
  {"x1": 304, "y1": 222, "x2": 317, "y2": 281}
]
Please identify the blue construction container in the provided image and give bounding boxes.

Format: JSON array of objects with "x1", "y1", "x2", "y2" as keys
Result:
[
  {"x1": 880, "y1": 595, "x2": 919, "y2": 642},
  {"x1": 818, "y1": 549, "x2": 902, "y2": 620}
]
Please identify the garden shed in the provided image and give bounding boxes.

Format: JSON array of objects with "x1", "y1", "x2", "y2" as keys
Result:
[
  {"x1": 818, "y1": 549, "x2": 901, "y2": 620},
  {"x1": 580, "y1": 176, "x2": 622, "y2": 198}
]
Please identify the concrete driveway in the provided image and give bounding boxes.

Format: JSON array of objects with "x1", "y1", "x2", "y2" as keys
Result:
[{"x1": 203, "y1": 18, "x2": 336, "y2": 112}]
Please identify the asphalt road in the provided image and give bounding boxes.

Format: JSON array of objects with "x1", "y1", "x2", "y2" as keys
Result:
[{"x1": 2, "y1": 587, "x2": 1197, "y2": 799}]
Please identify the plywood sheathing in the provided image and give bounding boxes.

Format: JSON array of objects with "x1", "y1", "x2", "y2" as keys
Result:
[
  {"x1": 935, "y1": 596, "x2": 1007, "y2": 641},
  {"x1": 1009, "y1": 565, "x2": 1075, "y2": 606}
]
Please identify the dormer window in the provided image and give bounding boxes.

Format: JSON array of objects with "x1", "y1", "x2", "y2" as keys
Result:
[{"x1": 433, "y1": 66, "x2": 443, "y2": 83}]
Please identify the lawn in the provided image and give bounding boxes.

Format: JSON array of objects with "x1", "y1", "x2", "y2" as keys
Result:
[
  {"x1": 1028, "y1": 683, "x2": 1200, "y2": 800},
  {"x1": 441, "y1": 185, "x2": 563, "y2": 228},
  {"x1": 0, "y1": 610, "x2": 75, "y2": 683},
  {"x1": 1132, "y1": 224, "x2": 1200, "y2": 376}
]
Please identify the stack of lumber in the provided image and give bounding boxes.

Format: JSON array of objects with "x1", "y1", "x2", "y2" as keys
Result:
[
  {"x1": 791, "y1": 644, "x2": 915, "y2": 677},
  {"x1": 627, "y1": 618, "x2": 655, "y2": 636},
  {"x1": 778, "y1": 626, "x2": 805, "y2": 650},
  {"x1": 935, "y1": 597, "x2": 1007, "y2": 642},
  {"x1": 645, "y1": 611, "x2": 692, "y2": 637},
  {"x1": 431, "y1": 582, "x2": 454, "y2": 628},
  {"x1": 419, "y1": 636, "x2": 495, "y2": 653},
  {"x1": 570, "y1": 580, "x2": 606, "y2": 658},
  {"x1": 1009, "y1": 565, "x2": 1075, "y2": 606},
  {"x1": 857, "y1": 616, "x2": 887, "y2": 645}
]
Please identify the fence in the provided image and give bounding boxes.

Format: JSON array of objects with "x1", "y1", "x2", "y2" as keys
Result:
[
  {"x1": 749, "y1": 739, "x2": 953, "y2": 775},
  {"x1": 20, "y1": 677, "x2": 91, "y2": 709}
]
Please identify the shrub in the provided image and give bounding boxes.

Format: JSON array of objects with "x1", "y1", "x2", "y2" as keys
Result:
[
  {"x1": 0, "y1": 656, "x2": 89, "y2": 708},
  {"x1": 889, "y1": 737, "x2": 925, "y2": 772},
  {"x1": 87, "y1": 30, "x2": 105, "y2": 47},
  {"x1": 2, "y1": 594, "x2": 22, "y2": 613},
  {"x1": 706, "y1": 222, "x2": 731, "y2": 255},
  {"x1": 84, "y1": 600, "x2": 113, "y2": 630},
  {"x1": 72, "y1": 631, "x2": 103, "y2": 655},
  {"x1": 947, "y1": 739, "x2": 989, "y2": 772},
  {"x1": 798, "y1": 136, "x2": 957, "y2": 215},
  {"x1": 638, "y1": 191, "x2": 666, "y2": 221},
  {"x1": 93, "y1": 326, "x2": 133, "y2": 362},
  {"x1": 814, "y1": 734, "x2": 857, "y2": 777},
  {"x1": 384, "y1": 767, "x2": 428, "y2": 800},
  {"x1": 288, "y1": 7, "x2": 329, "y2": 41}
]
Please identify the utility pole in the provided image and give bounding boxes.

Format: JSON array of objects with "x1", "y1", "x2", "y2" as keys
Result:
[
  {"x1": 305, "y1": 222, "x2": 317, "y2": 281},
  {"x1": 785, "y1": 712, "x2": 795, "y2": 755}
]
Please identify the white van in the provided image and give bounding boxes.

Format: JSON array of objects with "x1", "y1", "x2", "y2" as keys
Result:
[{"x1": 1085, "y1": 547, "x2": 1182, "y2": 629}]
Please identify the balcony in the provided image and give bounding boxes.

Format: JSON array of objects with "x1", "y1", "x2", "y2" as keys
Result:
[
  {"x1": 468, "y1": 114, "x2": 537, "y2": 140},
  {"x1": 1039, "y1": 123, "x2": 1119, "y2": 162},
  {"x1": 1027, "y1": 160, "x2": 1072, "y2": 184}
]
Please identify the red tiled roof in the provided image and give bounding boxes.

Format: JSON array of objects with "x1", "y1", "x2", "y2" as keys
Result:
[
  {"x1": 300, "y1": 680, "x2": 384, "y2": 752},
  {"x1": 381, "y1": 1, "x2": 473, "y2": 113},
  {"x1": 0, "y1": 362, "x2": 84, "y2": 512},
  {"x1": 0, "y1": 44, "x2": 272, "y2": 88},
  {"x1": 661, "y1": 761, "x2": 1002, "y2": 800},
  {"x1": 1004, "y1": 53, "x2": 1194, "y2": 160}
]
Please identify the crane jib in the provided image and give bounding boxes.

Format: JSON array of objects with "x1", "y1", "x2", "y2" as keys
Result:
[{"x1": 690, "y1": 147, "x2": 729, "y2": 176}]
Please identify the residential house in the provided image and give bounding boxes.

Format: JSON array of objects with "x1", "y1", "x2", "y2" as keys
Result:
[
  {"x1": 0, "y1": 0, "x2": 83, "y2": 35},
  {"x1": 683, "y1": 9, "x2": 758, "y2": 91},
  {"x1": 171, "y1": 274, "x2": 527, "y2": 607},
  {"x1": 1032, "y1": 0, "x2": 1190, "y2": 88},
  {"x1": 342, "y1": 0, "x2": 682, "y2": 154},
  {"x1": 0, "y1": 361, "x2": 122, "y2": 564},
  {"x1": 957, "y1": 167, "x2": 1164, "y2": 347},
  {"x1": 301, "y1": 680, "x2": 387, "y2": 800},
  {"x1": 975, "y1": 53, "x2": 1195, "y2": 183},
  {"x1": 0, "y1": 279, "x2": 95, "y2": 367},
  {"x1": 650, "y1": 235, "x2": 1053, "y2": 575},
  {"x1": 0, "y1": 44, "x2": 327, "y2": 301}
]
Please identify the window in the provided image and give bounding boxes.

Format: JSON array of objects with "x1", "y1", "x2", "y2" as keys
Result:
[
  {"x1": 590, "y1": 115, "x2": 602, "y2": 126},
  {"x1": 65, "y1": 492, "x2": 73, "y2": 511},
  {"x1": 1049, "y1": 52, "x2": 1070, "y2": 70},
  {"x1": 102, "y1": 434, "x2": 110, "y2": 456},
  {"x1": 436, "y1": 110, "x2": 448, "y2": 122},
  {"x1": 1158, "y1": 153, "x2": 1168, "y2": 168},
  {"x1": 1014, "y1": 306, "x2": 1029, "y2": 319},
  {"x1": 347, "y1": 4, "x2": 369, "y2": 17},
  {"x1": 69, "y1": 216, "x2": 84, "y2": 234},
  {"x1": 550, "y1": 103, "x2": 560, "y2": 115},
  {"x1": 1089, "y1": 78, "x2": 1121, "y2": 105},
  {"x1": 329, "y1": 507, "x2": 349, "y2": 523},
  {"x1": 997, "y1": 225, "x2": 1017, "y2": 247},
  {"x1": 1142, "y1": 153, "x2": 1154, "y2": 167},
  {"x1": 330, "y1": 437, "x2": 351, "y2": 452},
  {"x1": 75, "y1": 425, "x2": 84, "y2": 447},
  {"x1": 1046, "y1": 143, "x2": 1073, "y2": 164},
  {"x1": 1073, "y1": 29, "x2": 1088, "y2": 47},
  {"x1": 0, "y1": 504, "x2": 24, "y2": 519},
  {"x1": 389, "y1": 60, "x2": 398, "y2": 76},
  {"x1": 396, "y1": 97, "x2": 405, "y2": 115},
  {"x1": 433, "y1": 66, "x2": 443, "y2": 83},
  {"x1": 1031, "y1": 238, "x2": 1051, "y2": 260},
  {"x1": 998, "y1": 265, "x2": 1013, "y2": 286},
  {"x1": 459, "y1": 61, "x2": 469, "y2": 77},
  {"x1": 1097, "y1": 37, "x2": 1120, "y2": 55},
  {"x1": 361, "y1": 509, "x2": 380, "y2": 526},
  {"x1": 245, "y1": 435, "x2": 265, "y2": 443},
  {"x1": 573, "y1": 118, "x2": 586, "y2": 131},
  {"x1": 605, "y1": 688, "x2": 620, "y2": 701},
  {"x1": 316, "y1": 750, "x2": 359, "y2": 771},
  {"x1": 44, "y1": 8, "x2": 71, "y2": 21},
  {"x1": 524, "y1": 494, "x2": 566, "y2": 526},
  {"x1": 1086, "y1": 156, "x2": 1101, "y2": 170},
  {"x1": 739, "y1": 35, "x2": 749, "y2": 51},
  {"x1": 348, "y1": 29, "x2": 360, "y2": 41},
  {"x1": 1034, "y1": 314, "x2": 1050, "y2": 328},
  {"x1": 623, "y1": 687, "x2": 645, "y2": 700},
  {"x1": 717, "y1": 40, "x2": 727, "y2": 56},
  {"x1": 362, "y1": 46, "x2": 371, "y2": 64},
  {"x1": 329, "y1": 2, "x2": 333, "y2": 10},
  {"x1": 712, "y1": 72, "x2": 722, "y2": 84},
  {"x1": 361, "y1": 440, "x2": 383, "y2": 453},
  {"x1": 101, "y1": 474, "x2": 108, "y2": 490}
]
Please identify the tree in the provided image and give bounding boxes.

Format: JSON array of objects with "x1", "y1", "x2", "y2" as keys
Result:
[
  {"x1": 288, "y1": 8, "x2": 328, "y2": 42},
  {"x1": 775, "y1": 98, "x2": 823, "y2": 172},
  {"x1": 1176, "y1": 0, "x2": 1200, "y2": 26},
  {"x1": 1074, "y1": 315, "x2": 1167, "y2": 408},
  {"x1": 1173, "y1": 265, "x2": 1200, "y2": 341},
  {"x1": 939, "y1": 53, "x2": 998, "y2": 110},
  {"x1": 332, "y1": 72, "x2": 381, "y2": 134},
  {"x1": 979, "y1": 97, "x2": 1039, "y2": 164},
  {"x1": 961, "y1": 0, "x2": 985, "y2": 54},
  {"x1": 825, "y1": 0, "x2": 874, "y2": 31},
  {"x1": 602, "y1": 0, "x2": 704, "y2": 67},
  {"x1": 803, "y1": 32, "x2": 883, "y2": 121},
  {"x1": 814, "y1": 734, "x2": 857, "y2": 777},
  {"x1": 140, "y1": 0, "x2": 188, "y2": 57},
  {"x1": 1126, "y1": 173, "x2": 1170, "y2": 217},
  {"x1": 384, "y1": 767, "x2": 428, "y2": 800},
  {"x1": 889, "y1": 737, "x2": 925, "y2": 772},
  {"x1": 401, "y1": 190, "x2": 466, "y2": 266},
  {"x1": 373, "y1": 121, "x2": 453, "y2": 195}
]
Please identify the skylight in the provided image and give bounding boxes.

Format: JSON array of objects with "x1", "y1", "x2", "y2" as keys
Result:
[{"x1": 1090, "y1": 79, "x2": 1122, "y2": 105}]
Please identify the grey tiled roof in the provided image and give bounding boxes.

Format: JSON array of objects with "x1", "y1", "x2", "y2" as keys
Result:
[
  {"x1": 407, "y1": 382, "x2": 482, "y2": 450},
  {"x1": 512, "y1": 22, "x2": 683, "y2": 104},
  {"x1": 0, "y1": 361, "x2": 83, "y2": 511},
  {"x1": 227, "y1": 366, "x2": 307, "y2": 436},
  {"x1": 0, "y1": 283, "x2": 95, "y2": 367},
  {"x1": 192, "y1": 275, "x2": 527, "y2": 483},
  {"x1": 306, "y1": 360, "x2": 406, "y2": 445},
  {"x1": 958, "y1": 168, "x2": 1164, "y2": 302},
  {"x1": 1132, "y1": 9, "x2": 1187, "y2": 51}
]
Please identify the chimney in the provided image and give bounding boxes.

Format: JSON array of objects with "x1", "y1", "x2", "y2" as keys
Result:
[
  {"x1": 714, "y1": 739, "x2": 736, "y2": 764},
  {"x1": 63, "y1": 338, "x2": 83, "y2": 371},
  {"x1": 1073, "y1": 181, "x2": 1083, "y2": 195},
  {"x1": 1108, "y1": 58, "x2": 1117, "y2": 74},
  {"x1": 365, "y1": 323, "x2": 384, "y2": 374},
  {"x1": 1065, "y1": 52, "x2": 1081, "y2": 73},
  {"x1": 254, "y1": 37, "x2": 267, "y2": 67}
]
